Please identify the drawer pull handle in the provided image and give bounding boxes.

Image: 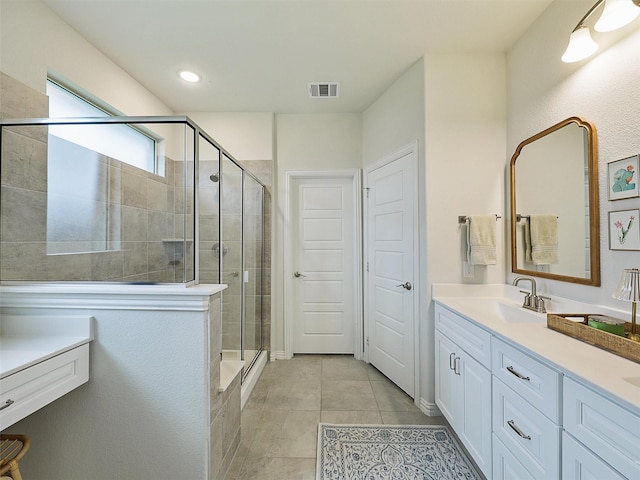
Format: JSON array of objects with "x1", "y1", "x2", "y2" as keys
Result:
[
  {"x1": 0, "y1": 399, "x2": 15, "y2": 411},
  {"x1": 449, "y1": 353, "x2": 456, "y2": 370},
  {"x1": 507, "y1": 420, "x2": 531, "y2": 440},
  {"x1": 453, "y1": 357, "x2": 461, "y2": 376},
  {"x1": 506, "y1": 365, "x2": 530, "y2": 381}
]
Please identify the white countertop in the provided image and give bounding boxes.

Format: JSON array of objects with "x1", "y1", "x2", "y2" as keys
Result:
[
  {"x1": 433, "y1": 284, "x2": 640, "y2": 415},
  {"x1": 0, "y1": 315, "x2": 94, "y2": 379}
]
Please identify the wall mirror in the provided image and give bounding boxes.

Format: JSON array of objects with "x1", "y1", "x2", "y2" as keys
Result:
[{"x1": 510, "y1": 116, "x2": 600, "y2": 286}]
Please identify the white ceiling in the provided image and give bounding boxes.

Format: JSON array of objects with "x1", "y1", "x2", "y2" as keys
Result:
[{"x1": 41, "y1": 0, "x2": 554, "y2": 114}]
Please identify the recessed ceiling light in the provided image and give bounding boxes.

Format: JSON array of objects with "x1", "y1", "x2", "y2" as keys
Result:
[{"x1": 178, "y1": 70, "x2": 201, "y2": 83}]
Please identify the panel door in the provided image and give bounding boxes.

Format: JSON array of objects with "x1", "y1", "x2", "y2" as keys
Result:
[
  {"x1": 291, "y1": 177, "x2": 356, "y2": 353},
  {"x1": 366, "y1": 151, "x2": 415, "y2": 395}
]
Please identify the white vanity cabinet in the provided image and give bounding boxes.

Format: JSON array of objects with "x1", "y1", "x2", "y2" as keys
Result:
[
  {"x1": 433, "y1": 286, "x2": 640, "y2": 480},
  {"x1": 434, "y1": 305, "x2": 492, "y2": 477},
  {"x1": 0, "y1": 344, "x2": 89, "y2": 430},
  {"x1": 0, "y1": 315, "x2": 94, "y2": 431}
]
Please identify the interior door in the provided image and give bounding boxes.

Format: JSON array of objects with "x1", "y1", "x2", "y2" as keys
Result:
[
  {"x1": 366, "y1": 150, "x2": 416, "y2": 396},
  {"x1": 291, "y1": 176, "x2": 356, "y2": 353}
]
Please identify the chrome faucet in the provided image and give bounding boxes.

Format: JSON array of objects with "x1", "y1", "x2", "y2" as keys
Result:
[{"x1": 513, "y1": 276, "x2": 550, "y2": 313}]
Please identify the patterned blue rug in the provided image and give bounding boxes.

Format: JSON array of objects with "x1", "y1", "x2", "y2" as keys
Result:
[{"x1": 316, "y1": 424, "x2": 482, "y2": 480}]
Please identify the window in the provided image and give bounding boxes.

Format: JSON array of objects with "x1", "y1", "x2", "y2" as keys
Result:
[
  {"x1": 45, "y1": 78, "x2": 159, "y2": 255},
  {"x1": 46, "y1": 79, "x2": 157, "y2": 172}
]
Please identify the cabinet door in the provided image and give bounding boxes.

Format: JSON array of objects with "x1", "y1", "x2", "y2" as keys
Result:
[
  {"x1": 435, "y1": 330, "x2": 492, "y2": 478},
  {"x1": 434, "y1": 330, "x2": 457, "y2": 425},
  {"x1": 562, "y1": 432, "x2": 625, "y2": 480},
  {"x1": 459, "y1": 350, "x2": 492, "y2": 478}
]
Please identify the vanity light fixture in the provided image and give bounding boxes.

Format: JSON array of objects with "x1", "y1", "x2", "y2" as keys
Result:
[
  {"x1": 178, "y1": 70, "x2": 201, "y2": 83},
  {"x1": 612, "y1": 267, "x2": 640, "y2": 341},
  {"x1": 561, "y1": 0, "x2": 640, "y2": 63}
]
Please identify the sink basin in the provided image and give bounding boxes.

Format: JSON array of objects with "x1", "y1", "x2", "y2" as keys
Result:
[{"x1": 445, "y1": 298, "x2": 546, "y2": 324}]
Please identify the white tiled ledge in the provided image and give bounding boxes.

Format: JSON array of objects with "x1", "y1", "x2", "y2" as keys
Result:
[
  {"x1": 0, "y1": 283, "x2": 227, "y2": 311},
  {"x1": 433, "y1": 283, "x2": 640, "y2": 415},
  {"x1": 219, "y1": 360, "x2": 244, "y2": 393}
]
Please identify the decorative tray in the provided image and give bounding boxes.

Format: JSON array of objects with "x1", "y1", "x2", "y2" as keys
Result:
[{"x1": 547, "y1": 313, "x2": 640, "y2": 364}]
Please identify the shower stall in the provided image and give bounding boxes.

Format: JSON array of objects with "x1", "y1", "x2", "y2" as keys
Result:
[
  {"x1": 199, "y1": 147, "x2": 268, "y2": 376},
  {"x1": 0, "y1": 115, "x2": 269, "y2": 380}
]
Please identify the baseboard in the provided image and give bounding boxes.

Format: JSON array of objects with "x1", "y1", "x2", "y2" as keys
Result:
[
  {"x1": 271, "y1": 350, "x2": 287, "y2": 361},
  {"x1": 419, "y1": 397, "x2": 442, "y2": 417}
]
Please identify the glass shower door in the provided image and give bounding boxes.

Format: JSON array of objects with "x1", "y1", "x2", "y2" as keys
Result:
[
  {"x1": 220, "y1": 155, "x2": 243, "y2": 362},
  {"x1": 197, "y1": 134, "x2": 220, "y2": 284},
  {"x1": 243, "y1": 175, "x2": 264, "y2": 373}
]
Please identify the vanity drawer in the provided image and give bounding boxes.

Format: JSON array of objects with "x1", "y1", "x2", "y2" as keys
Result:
[
  {"x1": 435, "y1": 305, "x2": 491, "y2": 368},
  {"x1": 493, "y1": 377, "x2": 560, "y2": 480},
  {"x1": 562, "y1": 432, "x2": 625, "y2": 480},
  {"x1": 492, "y1": 337, "x2": 560, "y2": 422},
  {"x1": 564, "y1": 377, "x2": 640, "y2": 480},
  {"x1": 0, "y1": 344, "x2": 90, "y2": 430},
  {"x1": 493, "y1": 434, "x2": 536, "y2": 480}
]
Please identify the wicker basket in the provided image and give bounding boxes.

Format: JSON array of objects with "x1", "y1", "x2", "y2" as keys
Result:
[{"x1": 547, "y1": 313, "x2": 640, "y2": 364}]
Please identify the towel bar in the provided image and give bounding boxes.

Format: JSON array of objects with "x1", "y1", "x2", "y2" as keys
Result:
[
  {"x1": 516, "y1": 214, "x2": 559, "y2": 222},
  {"x1": 458, "y1": 214, "x2": 501, "y2": 225}
]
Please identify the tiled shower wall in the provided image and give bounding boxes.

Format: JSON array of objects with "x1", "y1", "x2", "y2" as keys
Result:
[{"x1": 0, "y1": 72, "x2": 193, "y2": 282}]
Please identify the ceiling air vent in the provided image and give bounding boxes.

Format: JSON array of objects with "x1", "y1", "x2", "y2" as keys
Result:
[{"x1": 308, "y1": 82, "x2": 340, "y2": 98}]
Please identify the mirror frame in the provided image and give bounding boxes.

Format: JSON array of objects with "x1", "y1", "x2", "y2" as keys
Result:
[{"x1": 510, "y1": 116, "x2": 600, "y2": 286}]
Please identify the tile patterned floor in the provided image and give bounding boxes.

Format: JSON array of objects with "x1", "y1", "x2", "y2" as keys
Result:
[{"x1": 224, "y1": 355, "x2": 446, "y2": 480}]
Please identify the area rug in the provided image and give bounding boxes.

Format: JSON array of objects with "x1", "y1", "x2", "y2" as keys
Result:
[{"x1": 316, "y1": 424, "x2": 482, "y2": 480}]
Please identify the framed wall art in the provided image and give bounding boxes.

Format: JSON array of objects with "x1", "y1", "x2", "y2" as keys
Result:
[
  {"x1": 608, "y1": 155, "x2": 639, "y2": 200},
  {"x1": 609, "y1": 209, "x2": 640, "y2": 251}
]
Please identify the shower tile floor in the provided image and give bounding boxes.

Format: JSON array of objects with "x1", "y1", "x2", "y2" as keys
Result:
[{"x1": 224, "y1": 355, "x2": 447, "y2": 480}]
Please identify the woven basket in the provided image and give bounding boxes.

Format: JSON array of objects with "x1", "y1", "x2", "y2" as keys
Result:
[{"x1": 547, "y1": 313, "x2": 640, "y2": 364}]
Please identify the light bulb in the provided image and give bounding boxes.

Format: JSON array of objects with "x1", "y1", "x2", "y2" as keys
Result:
[
  {"x1": 561, "y1": 27, "x2": 599, "y2": 63},
  {"x1": 594, "y1": 0, "x2": 640, "y2": 32},
  {"x1": 178, "y1": 70, "x2": 201, "y2": 83}
]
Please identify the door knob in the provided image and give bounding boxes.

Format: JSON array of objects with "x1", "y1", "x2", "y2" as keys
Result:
[
  {"x1": 294, "y1": 271, "x2": 306, "y2": 278},
  {"x1": 396, "y1": 281, "x2": 412, "y2": 291}
]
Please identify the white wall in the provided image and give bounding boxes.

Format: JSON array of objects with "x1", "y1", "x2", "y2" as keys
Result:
[
  {"x1": 272, "y1": 113, "x2": 362, "y2": 356},
  {"x1": 0, "y1": 0, "x2": 171, "y2": 116},
  {"x1": 423, "y1": 53, "x2": 507, "y2": 406},
  {"x1": 507, "y1": 0, "x2": 640, "y2": 308},
  {"x1": 362, "y1": 59, "x2": 425, "y2": 167},
  {"x1": 183, "y1": 112, "x2": 274, "y2": 162}
]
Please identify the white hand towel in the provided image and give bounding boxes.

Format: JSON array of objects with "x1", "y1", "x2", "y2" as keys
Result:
[
  {"x1": 530, "y1": 214, "x2": 558, "y2": 265},
  {"x1": 523, "y1": 218, "x2": 532, "y2": 262},
  {"x1": 467, "y1": 215, "x2": 497, "y2": 265}
]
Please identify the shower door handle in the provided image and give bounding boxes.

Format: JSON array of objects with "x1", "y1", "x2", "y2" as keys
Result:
[{"x1": 294, "y1": 271, "x2": 306, "y2": 278}]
